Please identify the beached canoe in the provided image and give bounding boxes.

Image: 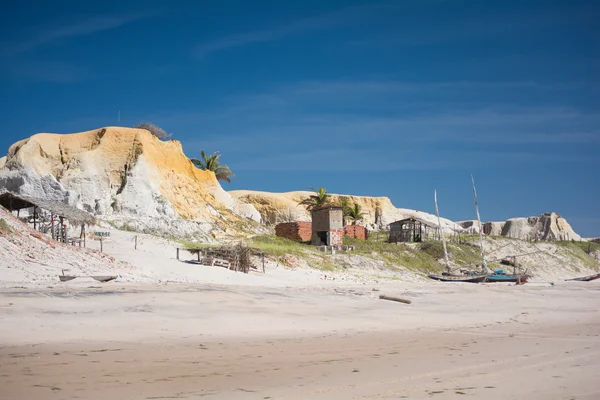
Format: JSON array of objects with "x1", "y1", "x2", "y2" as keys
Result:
[
  {"x1": 565, "y1": 273, "x2": 600, "y2": 282},
  {"x1": 428, "y1": 274, "x2": 488, "y2": 283},
  {"x1": 91, "y1": 276, "x2": 117, "y2": 282}
]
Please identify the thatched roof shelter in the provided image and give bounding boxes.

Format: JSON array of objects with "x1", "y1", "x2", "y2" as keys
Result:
[{"x1": 0, "y1": 191, "x2": 96, "y2": 226}]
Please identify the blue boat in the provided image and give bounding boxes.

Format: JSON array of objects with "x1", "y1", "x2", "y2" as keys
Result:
[{"x1": 486, "y1": 270, "x2": 530, "y2": 283}]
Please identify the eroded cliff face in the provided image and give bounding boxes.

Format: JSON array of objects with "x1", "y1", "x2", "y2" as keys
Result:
[
  {"x1": 0, "y1": 127, "x2": 260, "y2": 239},
  {"x1": 458, "y1": 212, "x2": 581, "y2": 241},
  {"x1": 229, "y1": 190, "x2": 459, "y2": 232},
  {"x1": 232, "y1": 191, "x2": 582, "y2": 241}
]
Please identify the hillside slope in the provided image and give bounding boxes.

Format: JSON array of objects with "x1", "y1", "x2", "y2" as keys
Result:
[
  {"x1": 0, "y1": 127, "x2": 260, "y2": 239},
  {"x1": 230, "y1": 190, "x2": 582, "y2": 242},
  {"x1": 230, "y1": 190, "x2": 459, "y2": 232}
]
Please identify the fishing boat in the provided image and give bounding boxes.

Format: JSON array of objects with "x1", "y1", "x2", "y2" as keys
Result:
[
  {"x1": 565, "y1": 273, "x2": 600, "y2": 282},
  {"x1": 427, "y1": 189, "x2": 488, "y2": 283},
  {"x1": 428, "y1": 272, "x2": 488, "y2": 283},
  {"x1": 486, "y1": 269, "x2": 531, "y2": 283}
]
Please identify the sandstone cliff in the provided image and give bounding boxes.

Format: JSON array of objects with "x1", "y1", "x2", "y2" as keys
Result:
[
  {"x1": 232, "y1": 191, "x2": 582, "y2": 242},
  {"x1": 0, "y1": 127, "x2": 260, "y2": 239},
  {"x1": 457, "y1": 212, "x2": 581, "y2": 241},
  {"x1": 229, "y1": 190, "x2": 459, "y2": 233}
]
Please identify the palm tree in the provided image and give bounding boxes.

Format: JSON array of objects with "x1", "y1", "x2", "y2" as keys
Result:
[
  {"x1": 299, "y1": 187, "x2": 330, "y2": 211},
  {"x1": 347, "y1": 204, "x2": 365, "y2": 225},
  {"x1": 338, "y1": 196, "x2": 352, "y2": 226},
  {"x1": 191, "y1": 150, "x2": 235, "y2": 183}
]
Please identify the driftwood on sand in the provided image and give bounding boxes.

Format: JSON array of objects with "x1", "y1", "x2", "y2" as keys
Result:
[
  {"x1": 185, "y1": 243, "x2": 265, "y2": 273},
  {"x1": 379, "y1": 295, "x2": 412, "y2": 304}
]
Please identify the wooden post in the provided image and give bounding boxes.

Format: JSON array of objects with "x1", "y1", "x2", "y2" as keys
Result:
[
  {"x1": 197, "y1": 252, "x2": 200, "y2": 262},
  {"x1": 176, "y1": 248, "x2": 180, "y2": 260},
  {"x1": 135, "y1": 235, "x2": 138, "y2": 250},
  {"x1": 59, "y1": 216, "x2": 64, "y2": 243},
  {"x1": 100, "y1": 237, "x2": 103, "y2": 252},
  {"x1": 83, "y1": 225, "x2": 86, "y2": 248},
  {"x1": 33, "y1": 207, "x2": 37, "y2": 231}
]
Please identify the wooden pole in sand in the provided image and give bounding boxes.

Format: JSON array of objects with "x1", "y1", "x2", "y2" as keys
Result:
[
  {"x1": 33, "y1": 207, "x2": 37, "y2": 231},
  {"x1": 379, "y1": 295, "x2": 411, "y2": 304},
  {"x1": 100, "y1": 237, "x2": 103, "y2": 252},
  {"x1": 135, "y1": 235, "x2": 138, "y2": 250}
]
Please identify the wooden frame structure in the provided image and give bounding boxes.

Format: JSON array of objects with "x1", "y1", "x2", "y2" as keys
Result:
[
  {"x1": 388, "y1": 217, "x2": 438, "y2": 243},
  {"x1": 0, "y1": 191, "x2": 96, "y2": 247}
]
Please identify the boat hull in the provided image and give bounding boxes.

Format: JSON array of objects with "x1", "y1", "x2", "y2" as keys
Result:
[
  {"x1": 485, "y1": 274, "x2": 530, "y2": 283},
  {"x1": 565, "y1": 273, "x2": 600, "y2": 282},
  {"x1": 428, "y1": 274, "x2": 488, "y2": 283}
]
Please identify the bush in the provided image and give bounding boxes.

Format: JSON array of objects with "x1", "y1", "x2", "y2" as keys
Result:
[
  {"x1": 418, "y1": 241, "x2": 445, "y2": 260},
  {"x1": 134, "y1": 122, "x2": 171, "y2": 140}
]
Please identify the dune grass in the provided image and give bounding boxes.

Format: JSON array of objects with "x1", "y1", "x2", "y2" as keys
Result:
[
  {"x1": 555, "y1": 241, "x2": 600, "y2": 268},
  {"x1": 0, "y1": 218, "x2": 12, "y2": 233},
  {"x1": 249, "y1": 234, "x2": 313, "y2": 257}
]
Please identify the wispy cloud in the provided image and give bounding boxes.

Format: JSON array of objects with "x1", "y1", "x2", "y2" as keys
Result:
[
  {"x1": 148, "y1": 78, "x2": 599, "y2": 173},
  {"x1": 1, "y1": 12, "x2": 154, "y2": 55},
  {"x1": 193, "y1": 3, "x2": 395, "y2": 59}
]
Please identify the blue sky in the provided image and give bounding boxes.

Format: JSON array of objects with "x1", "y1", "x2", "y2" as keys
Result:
[{"x1": 1, "y1": 0, "x2": 599, "y2": 236}]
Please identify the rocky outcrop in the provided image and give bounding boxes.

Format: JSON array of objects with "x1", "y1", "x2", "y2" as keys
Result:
[
  {"x1": 229, "y1": 190, "x2": 460, "y2": 233},
  {"x1": 501, "y1": 212, "x2": 580, "y2": 241},
  {"x1": 456, "y1": 220, "x2": 481, "y2": 234},
  {"x1": 459, "y1": 213, "x2": 580, "y2": 241},
  {"x1": 483, "y1": 221, "x2": 504, "y2": 236},
  {"x1": 0, "y1": 127, "x2": 260, "y2": 239}
]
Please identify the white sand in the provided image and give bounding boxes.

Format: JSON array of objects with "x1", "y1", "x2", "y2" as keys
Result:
[
  {"x1": 1, "y1": 282, "x2": 599, "y2": 399},
  {"x1": 2, "y1": 209, "x2": 600, "y2": 399}
]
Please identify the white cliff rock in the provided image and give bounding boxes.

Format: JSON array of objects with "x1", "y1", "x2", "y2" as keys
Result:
[
  {"x1": 501, "y1": 212, "x2": 580, "y2": 241},
  {"x1": 0, "y1": 127, "x2": 261, "y2": 239}
]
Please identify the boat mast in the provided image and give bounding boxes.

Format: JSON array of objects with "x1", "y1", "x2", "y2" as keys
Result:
[
  {"x1": 471, "y1": 175, "x2": 489, "y2": 273},
  {"x1": 434, "y1": 189, "x2": 451, "y2": 273}
]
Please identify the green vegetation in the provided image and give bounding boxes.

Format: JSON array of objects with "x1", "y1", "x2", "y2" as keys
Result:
[
  {"x1": 557, "y1": 240, "x2": 600, "y2": 254},
  {"x1": 250, "y1": 235, "x2": 312, "y2": 257},
  {"x1": 346, "y1": 204, "x2": 365, "y2": 225},
  {"x1": 418, "y1": 241, "x2": 445, "y2": 260},
  {"x1": 555, "y1": 241, "x2": 600, "y2": 268},
  {"x1": 338, "y1": 196, "x2": 351, "y2": 225},
  {"x1": 0, "y1": 218, "x2": 12, "y2": 233},
  {"x1": 343, "y1": 236, "x2": 442, "y2": 272},
  {"x1": 299, "y1": 187, "x2": 330, "y2": 210},
  {"x1": 191, "y1": 150, "x2": 235, "y2": 183}
]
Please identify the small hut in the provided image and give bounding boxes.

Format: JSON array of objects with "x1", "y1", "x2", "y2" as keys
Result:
[
  {"x1": 0, "y1": 192, "x2": 96, "y2": 246},
  {"x1": 311, "y1": 206, "x2": 344, "y2": 246},
  {"x1": 388, "y1": 217, "x2": 438, "y2": 243}
]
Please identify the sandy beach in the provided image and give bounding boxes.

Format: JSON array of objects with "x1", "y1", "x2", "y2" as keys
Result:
[{"x1": 1, "y1": 281, "x2": 599, "y2": 399}]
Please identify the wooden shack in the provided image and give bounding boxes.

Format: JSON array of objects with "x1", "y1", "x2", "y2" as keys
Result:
[
  {"x1": 388, "y1": 217, "x2": 438, "y2": 243},
  {"x1": 311, "y1": 206, "x2": 344, "y2": 246},
  {"x1": 0, "y1": 191, "x2": 96, "y2": 246},
  {"x1": 275, "y1": 221, "x2": 312, "y2": 242}
]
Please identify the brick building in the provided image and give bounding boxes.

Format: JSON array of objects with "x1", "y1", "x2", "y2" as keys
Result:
[{"x1": 311, "y1": 206, "x2": 344, "y2": 246}]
